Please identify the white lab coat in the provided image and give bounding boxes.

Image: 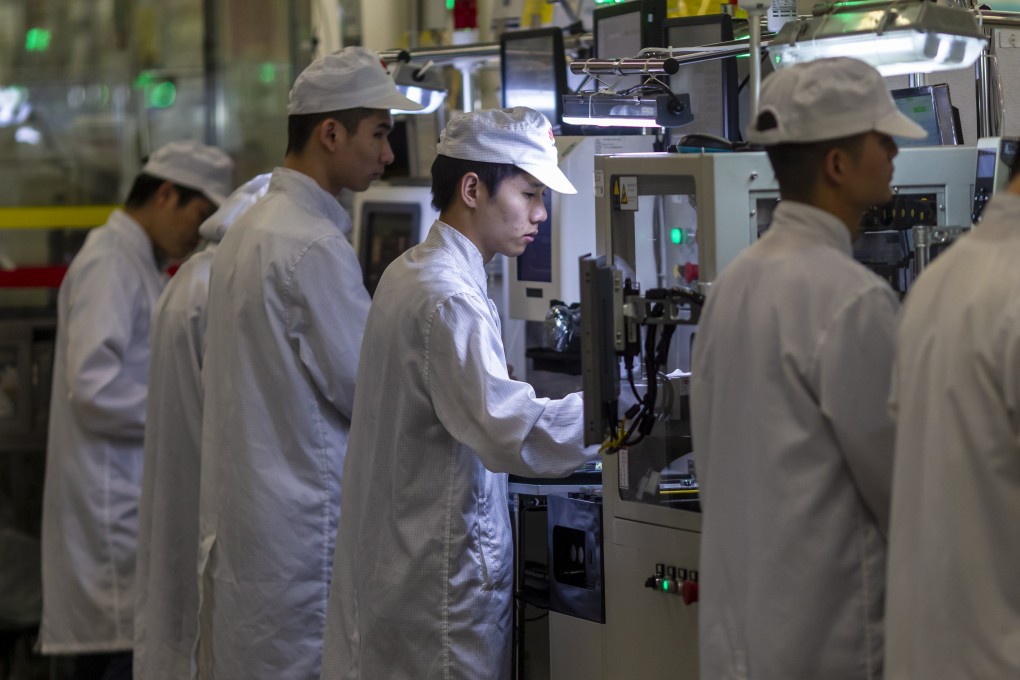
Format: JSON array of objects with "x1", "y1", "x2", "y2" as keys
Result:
[
  {"x1": 885, "y1": 192, "x2": 1020, "y2": 678},
  {"x1": 133, "y1": 176, "x2": 270, "y2": 680},
  {"x1": 690, "y1": 202, "x2": 897, "y2": 680},
  {"x1": 40, "y1": 210, "x2": 167, "y2": 652},
  {"x1": 319, "y1": 221, "x2": 599, "y2": 680},
  {"x1": 196, "y1": 168, "x2": 368, "y2": 679}
]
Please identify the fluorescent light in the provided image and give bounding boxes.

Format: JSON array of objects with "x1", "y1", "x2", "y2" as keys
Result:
[
  {"x1": 561, "y1": 92, "x2": 693, "y2": 128},
  {"x1": 769, "y1": 1, "x2": 986, "y2": 76}
]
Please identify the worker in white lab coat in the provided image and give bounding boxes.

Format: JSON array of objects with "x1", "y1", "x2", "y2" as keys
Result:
[
  {"x1": 690, "y1": 58, "x2": 926, "y2": 680},
  {"x1": 318, "y1": 107, "x2": 600, "y2": 680},
  {"x1": 884, "y1": 169, "x2": 1020, "y2": 678},
  {"x1": 195, "y1": 48, "x2": 422, "y2": 680},
  {"x1": 40, "y1": 141, "x2": 233, "y2": 679},
  {"x1": 133, "y1": 174, "x2": 269, "y2": 680}
]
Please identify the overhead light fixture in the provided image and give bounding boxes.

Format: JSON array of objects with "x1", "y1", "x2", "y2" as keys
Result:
[
  {"x1": 390, "y1": 61, "x2": 447, "y2": 115},
  {"x1": 562, "y1": 92, "x2": 693, "y2": 128},
  {"x1": 769, "y1": 1, "x2": 987, "y2": 77}
]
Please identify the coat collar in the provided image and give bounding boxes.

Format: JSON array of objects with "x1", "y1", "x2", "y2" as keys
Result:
[
  {"x1": 269, "y1": 167, "x2": 351, "y2": 235},
  {"x1": 107, "y1": 209, "x2": 162, "y2": 271},
  {"x1": 769, "y1": 200, "x2": 853, "y2": 257},
  {"x1": 425, "y1": 220, "x2": 488, "y2": 293}
]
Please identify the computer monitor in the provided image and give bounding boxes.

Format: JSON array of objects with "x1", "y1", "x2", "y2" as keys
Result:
[
  {"x1": 891, "y1": 84, "x2": 963, "y2": 147},
  {"x1": 663, "y1": 15, "x2": 739, "y2": 141},
  {"x1": 593, "y1": 0, "x2": 667, "y2": 95},
  {"x1": 352, "y1": 184, "x2": 438, "y2": 297},
  {"x1": 501, "y1": 28, "x2": 569, "y2": 132}
]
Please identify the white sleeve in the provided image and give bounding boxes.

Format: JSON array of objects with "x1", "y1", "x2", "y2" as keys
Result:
[
  {"x1": 815, "y1": 284, "x2": 898, "y2": 536},
  {"x1": 427, "y1": 292, "x2": 599, "y2": 477},
  {"x1": 64, "y1": 254, "x2": 148, "y2": 438},
  {"x1": 285, "y1": 236, "x2": 370, "y2": 420}
]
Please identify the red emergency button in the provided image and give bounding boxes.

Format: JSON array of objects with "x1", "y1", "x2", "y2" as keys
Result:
[
  {"x1": 682, "y1": 579, "x2": 699, "y2": 605},
  {"x1": 682, "y1": 263, "x2": 699, "y2": 283}
]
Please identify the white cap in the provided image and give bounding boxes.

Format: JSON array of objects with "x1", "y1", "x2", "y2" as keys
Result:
[
  {"x1": 142, "y1": 140, "x2": 234, "y2": 205},
  {"x1": 748, "y1": 57, "x2": 927, "y2": 145},
  {"x1": 288, "y1": 47, "x2": 424, "y2": 115},
  {"x1": 199, "y1": 173, "x2": 271, "y2": 243},
  {"x1": 436, "y1": 107, "x2": 576, "y2": 195}
]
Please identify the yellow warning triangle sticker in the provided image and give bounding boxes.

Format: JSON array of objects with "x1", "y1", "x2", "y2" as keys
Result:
[
  {"x1": 613, "y1": 178, "x2": 620, "y2": 196},
  {"x1": 621, "y1": 185, "x2": 628, "y2": 204}
]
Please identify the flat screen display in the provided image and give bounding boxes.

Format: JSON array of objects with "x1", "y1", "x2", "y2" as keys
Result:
[
  {"x1": 664, "y1": 15, "x2": 737, "y2": 140},
  {"x1": 516, "y1": 191, "x2": 554, "y2": 283},
  {"x1": 891, "y1": 84, "x2": 960, "y2": 147},
  {"x1": 359, "y1": 204, "x2": 420, "y2": 296},
  {"x1": 593, "y1": 0, "x2": 665, "y2": 95},
  {"x1": 501, "y1": 28, "x2": 566, "y2": 131}
]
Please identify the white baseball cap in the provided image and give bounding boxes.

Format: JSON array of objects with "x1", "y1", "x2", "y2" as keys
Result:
[
  {"x1": 199, "y1": 173, "x2": 271, "y2": 243},
  {"x1": 748, "y1": 57, "x2": 927, "y2": 145},
  {"x1": 288, "y1": 46, "x2": 424, "y2": 115},
  {"x1": 142, "y1": 140, "x2": 234, "y2": 206},
  {"x1": 436, "y1": 107, "x2": 576, "y2": 195}
]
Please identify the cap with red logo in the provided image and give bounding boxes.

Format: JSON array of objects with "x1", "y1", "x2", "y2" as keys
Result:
[{"x1": 435, "y1": 107, "x2": 576, "y2": 195}]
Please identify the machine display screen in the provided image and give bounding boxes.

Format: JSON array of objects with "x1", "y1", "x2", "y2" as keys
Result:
[
  {"x1": 359, "y1": 204, "x2": 421, "y2": 297},
  {"x1": 501, "y1": 30, "x2": 564, "y2": 131},
  {"x1": 891, "y1": 84, "x2": 959, "y2": 147},
  {"x1": 595, "y1": 10, "x2": 645, "y2": 93},
  {"x1": 664, "y1": 16, "x2": 737, "y2": 140}
]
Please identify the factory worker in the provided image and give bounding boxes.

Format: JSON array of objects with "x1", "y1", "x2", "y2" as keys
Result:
[
  {"x1": 690, "y1": 57, "x2": 926, "y2": 680},
  {"x1": 39, "y1": 140, "x2": 233, "y2": 679},
  {"x1": 195, "y1": 47, "x2": 422, "y2": 680},
  {"x1": 319, "y1": 107, "x2": 600, "y2": 680},
  {"x1": 133, "y1": 174, "x2": 270, "y2": 680},
  {"x1": 883, "y1": 163, "x2": 1020, "y2": 677}
]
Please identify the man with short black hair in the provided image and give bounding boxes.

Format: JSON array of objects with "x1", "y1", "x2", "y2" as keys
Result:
[
  {"x1": 319, "y1": 107, "x2": 599, "y2": 680},
  {"x1": 690, "y1": 57, "x2": 926, "y2": 680},
  {"x1": 40, "y1": 140, "x2": 233, "y2": 680},
  {"x1": 196, "y1": 47, "x2": 421, "y2": 680}
]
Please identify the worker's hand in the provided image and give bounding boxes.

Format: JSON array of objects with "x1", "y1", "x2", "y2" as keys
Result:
[{"x1": 507, "y1": 363, "x2": 518, "y2": 381}]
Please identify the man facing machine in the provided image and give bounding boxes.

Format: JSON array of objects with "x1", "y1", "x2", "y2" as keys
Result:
[
  {"x1": 690, "y1": 58, "x2": 926, "y2": 679},
  {"x1": 319, "y1": 107, "x2": 599, "y2": 680}
]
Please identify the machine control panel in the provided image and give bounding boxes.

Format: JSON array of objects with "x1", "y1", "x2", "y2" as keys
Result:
[
  {"x1": 973, "y1": 136, "x2": 1020, "y2": 223},
  {"x1": 644, "y1": 562, "x2": 699, "y2": 604}
]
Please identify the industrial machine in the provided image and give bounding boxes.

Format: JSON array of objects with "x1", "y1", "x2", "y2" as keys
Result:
[{"x1": 560, "y1": 145, "x2": 979, "y2": 679}]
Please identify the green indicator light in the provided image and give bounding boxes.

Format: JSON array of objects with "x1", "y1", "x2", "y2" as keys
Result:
[
  {"x1": 25, "y1": 28, "x2": 51, "y2": 52},
  {"x1": 148, "y1": 81, "x2": 177, "y2": 109},
  {"x1": 259, "y1": 63, "x2": 276, "y2": 84},
  {"x1": 446, "y1": 0, "x2": 455, "y2": 10},
  {"x1": 670, "y1": 228, "x2": 683, "y2": 245},
  {"x1": 134, "y1": 71, "x2": 156, "y2": 89},
  {"x1": 775, "y1": 55, "x2": 781, "y2": 64},
  {"x1": 662, "y1": 581, "x2": 669, "y2": 592}
]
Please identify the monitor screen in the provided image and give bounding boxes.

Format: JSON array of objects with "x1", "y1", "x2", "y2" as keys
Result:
[
  {"x1": 891, "y1": 84, "x2": 961, "y2": 147},
  {"x1": 663, "y1": 15, "x2": 738, "y2": 140},
  {"x1": 593, "y1": 0, "x2": 666, "y2": 94},
  {"x1": 501, "y1": 28, "x2": 567, "y2": 131},
  {"x1": 358, "y1": 202, "x2": 421, "y2": 296}
]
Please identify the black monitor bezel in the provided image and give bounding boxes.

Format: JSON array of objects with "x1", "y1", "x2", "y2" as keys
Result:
[
  {"x1": 358, "y1": 201, "x2": 422, "y2": 297},
  {"x1": 890, "y1": 83, "x2": 961, "y2": 146},
  {"x1": 500, "y1": 27, "x2": 569, "y2": 132}
]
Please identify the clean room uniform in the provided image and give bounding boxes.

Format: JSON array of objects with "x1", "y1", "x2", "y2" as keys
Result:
[
  {"x1": 320, "y1": 221, "x2": 598, "y2": 680},
  {"x1": 40, "y1": 210, "x2": 168, "y2": 652},
  {"x1": 133, "y1": 176, "x2": 269, "y2": 680},
  {"x1": 196, "y1": 167, "x2": 368, "y2": 679},
  {"x1": 691, "y1": 201, "x2": 897, "y2": 680},
  {"x1": 885, "y1": 192, "x2": 1020, "y2": 678}
]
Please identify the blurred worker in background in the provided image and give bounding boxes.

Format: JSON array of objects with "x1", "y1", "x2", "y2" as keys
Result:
[
  {"x1": 40, "y1": 140, "x2": 233, "y2": 680},
  {"x1": 133, "y1": 174, "x2": 270, "y2": 680},
  {"x1": 690, "y1": 57, "x2": 926, "y2": 680},
  {"x1": 195, "y1": 47, "x2": 421, "y2": 680},
  {"x1": 884, "y1": 155, "x2": 1020, "y2": 679},
  {"x1": 319, "y1": 107, "x2": 599, "y2": 680}
]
